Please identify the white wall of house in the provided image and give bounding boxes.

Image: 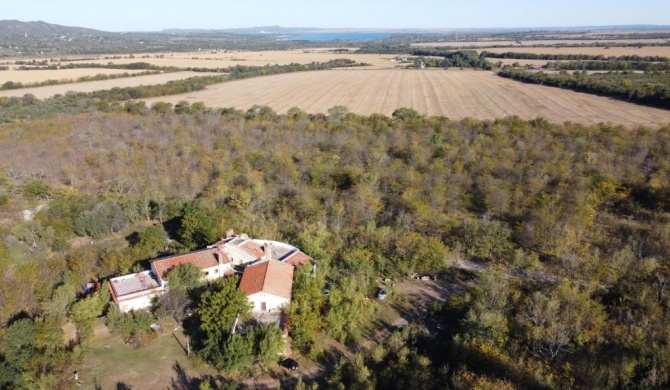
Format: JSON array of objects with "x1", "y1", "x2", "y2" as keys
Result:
[
  {"x1": 247, "y1": 292, "x2": 289, "y2": 312},
  {"x1": 201, "y1": 263, "x2": 231, "y2": 281},
  {"x1": 117, "y1": 291, "x2": 163, "y2": 313}
]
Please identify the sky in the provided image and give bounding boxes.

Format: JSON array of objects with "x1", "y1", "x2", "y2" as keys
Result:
[{"x1": 3, "y1": 0, "x2": 669, "y2": 32}]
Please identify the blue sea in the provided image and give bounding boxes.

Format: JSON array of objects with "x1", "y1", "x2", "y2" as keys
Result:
[{"x1": 286, "y1": 33, "x2": 391, "y2": 41}]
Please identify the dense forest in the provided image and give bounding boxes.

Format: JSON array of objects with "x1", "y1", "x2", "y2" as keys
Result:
[
  {"x1": 0, "y1": 99, "x2": 669, "y2": 388},
  {"x1": 498, "y1": 68, "x2": 670, "y2": 109}
]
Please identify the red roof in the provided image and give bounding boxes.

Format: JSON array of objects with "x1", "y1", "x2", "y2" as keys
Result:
[
  {"x1": 239, "y1": 260, "x2": 294, "y2": 299},
  {"x1": 283, "y1": 251, "x2": 314, "y2": 268},
  {"x1": 151, "y1": 248, "x2": 230, "y2": 279}
]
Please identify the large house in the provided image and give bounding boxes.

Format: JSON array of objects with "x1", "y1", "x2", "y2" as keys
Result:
[{"x1": 108, "y1": 231, "x2": 313, "y2": 313}]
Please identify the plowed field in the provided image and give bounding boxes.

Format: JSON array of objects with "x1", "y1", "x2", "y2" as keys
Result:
[{"x1": 142, "y1": 69, "x2": 670, "y2": 128}]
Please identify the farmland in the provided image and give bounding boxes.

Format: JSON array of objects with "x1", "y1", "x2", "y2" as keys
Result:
[
  {"x1": 0, "y1": 71, "x2": 218, "y2": 99},
  {"x1": 142, "y1": 68, "x2": 670, "y2": 127},
  {"x1": 6, "y1": 49, "x2": 397, "y2": 70},
  {"x1": 0, "y1": 68, "x2": 149, "y2": 85}
]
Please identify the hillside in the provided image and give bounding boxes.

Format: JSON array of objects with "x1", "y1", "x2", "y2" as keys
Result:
[{"x1": 0, "y1": 19, "x2": 106, "y2": 37}]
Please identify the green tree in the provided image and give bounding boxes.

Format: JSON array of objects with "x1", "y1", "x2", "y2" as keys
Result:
[
  {"x1": 394, "y1": 231, "x2": 448, "y2": 275},
  {"x1": 41, "y1": 283, "x2": 77, "y2": 320},
  {"x1": 75, "y1": 200, "x2": 129, "y2": 238},
  {"x1": 70, "y1": 285, "x2": 110, "y2": 344},
  {"x1": 197, "y1": 276, "x2": 251, "y2": 336},
  {"x1": 178, "y1": 202, "x2": 218, "y2": 249},
  {"x1": 133, "y1": 225, "x2": 167, "y2": 259},
  {"x1": 252, "y1": 323, "x2": 286, "y2": 370},
  {"x1": 166, "y1": 263, "x2": 203, "y2": 293},
  {"x1": 286, "y1": 267, "x2": 324, "y2": 354}
]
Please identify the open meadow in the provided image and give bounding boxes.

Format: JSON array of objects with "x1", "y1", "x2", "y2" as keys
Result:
[
  {"x1": 142, "y1": 68, "x2": 670, "y2": 127},
  {"x1": 0, "y1": 71, "x2": 218, "y2": 99}
]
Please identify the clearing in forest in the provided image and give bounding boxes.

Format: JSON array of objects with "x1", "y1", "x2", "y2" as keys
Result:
[{"x1": 142, "y1": 69, "x2": 670, "y2": 128}]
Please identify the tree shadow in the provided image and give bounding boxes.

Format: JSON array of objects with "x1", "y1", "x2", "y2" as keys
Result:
[
  {"x1": 115, "y1": 382, "x2": 133, "y2": 390},
  {"x1": 170, "y1": 361, "x2": 200, "y2": 390}
]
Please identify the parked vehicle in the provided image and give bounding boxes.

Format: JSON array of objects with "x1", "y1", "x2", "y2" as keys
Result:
[
  {"x1": 376, "y1": 288, "x2": 387, "y2": 300},
  {"x1": 279, "y1": 357, "x2": 299, "y2": 370}
]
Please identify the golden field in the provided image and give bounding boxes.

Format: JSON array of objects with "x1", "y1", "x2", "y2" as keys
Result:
[
  {"x1": 0, "y1": 71, "x2": 218, "y2": 99},
  {"x1": 141, "y1": 69, "x2": 670, "y2": 128},
  {"x1": 10, "y1": 49, "x2": 398, "y2": 70},
  {"x1": 0, "y1": 68, "x2": 147, "y2": 84}
]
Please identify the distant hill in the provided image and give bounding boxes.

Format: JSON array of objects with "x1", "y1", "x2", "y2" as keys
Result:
[{"x1": 0, "y1": 20, "x2": 107, "y2": 37}]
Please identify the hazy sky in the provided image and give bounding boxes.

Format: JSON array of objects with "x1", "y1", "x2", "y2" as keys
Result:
[{"x1": 3, "y1": 0, "x2": 669, "y2": 31}]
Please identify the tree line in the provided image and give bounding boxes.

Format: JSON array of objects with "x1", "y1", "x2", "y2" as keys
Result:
[
  {"x1": 545, "y1": 60, "x2": 670, "y2": 72},
  {"x1": 482, "y1": 51, "x2": 670, "y2": 62},
  {"x1": 498, "y1": 68, "x2": 670, "y2": 109}
]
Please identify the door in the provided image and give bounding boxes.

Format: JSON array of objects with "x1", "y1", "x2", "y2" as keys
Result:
[{"x1": 261, "y1": 302, "x2": 267, "y2": 311}]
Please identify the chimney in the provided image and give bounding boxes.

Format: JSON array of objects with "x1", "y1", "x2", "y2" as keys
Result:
[
  {"x1": 264, "y1": 242, "x2": 272, "y2": 260},
  {"x1": 226, "y1": 229, "x2": 235, "y2": 239}
]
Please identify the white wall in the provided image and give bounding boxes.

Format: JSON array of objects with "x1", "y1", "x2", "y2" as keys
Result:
[
  {"x1": 247, "y1": 292, "x2": 289, "y2": 312},
  {"x1": 201, "y1": 264, "x2": 231, "y2": 281},
  {"x1": 117, "y1": 292, "x2": 162, "y2": 313}
]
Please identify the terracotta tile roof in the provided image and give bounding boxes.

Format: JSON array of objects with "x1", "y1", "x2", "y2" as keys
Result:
[
  {"x1": 239, "y1": 260, "x2": 294, "y2": 300},
  {"x1": 283, "y1": 251, "x2": 314, "y2": 268},
  {"x1": 151, "y1": 248, "x2": 230, "y2": 279},
  {"x1": 240, "y1": 240, "x2": 265, "y2": 259}
]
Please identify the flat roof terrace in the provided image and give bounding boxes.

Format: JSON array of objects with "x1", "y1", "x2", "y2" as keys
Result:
[{"x1": 110, "y1": 271, "x2": 161, "y2": 298}]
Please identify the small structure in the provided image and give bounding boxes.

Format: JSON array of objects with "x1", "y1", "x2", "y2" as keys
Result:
[
  {"x1": 109, "y1": 271, "x2": 164, "y2": 313},
  {"x1": 239, "y1": 260, "x2": 294, "y2": 313}
]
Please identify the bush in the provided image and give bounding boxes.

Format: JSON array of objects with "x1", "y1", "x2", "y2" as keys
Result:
[
  {"x1": 106, "y1": 306, "x2": 155, "y2": 346},
  {"x1": 23, "y1": 180, "x2": 51, "y2": 199},
  {"x1": 75, "y1": 200, "x2": 128, "y2": 238}
]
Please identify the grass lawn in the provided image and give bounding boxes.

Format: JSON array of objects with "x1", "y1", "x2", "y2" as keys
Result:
[{"x1": 78, "y1": 319, "x2": 211, "y2": 389}]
